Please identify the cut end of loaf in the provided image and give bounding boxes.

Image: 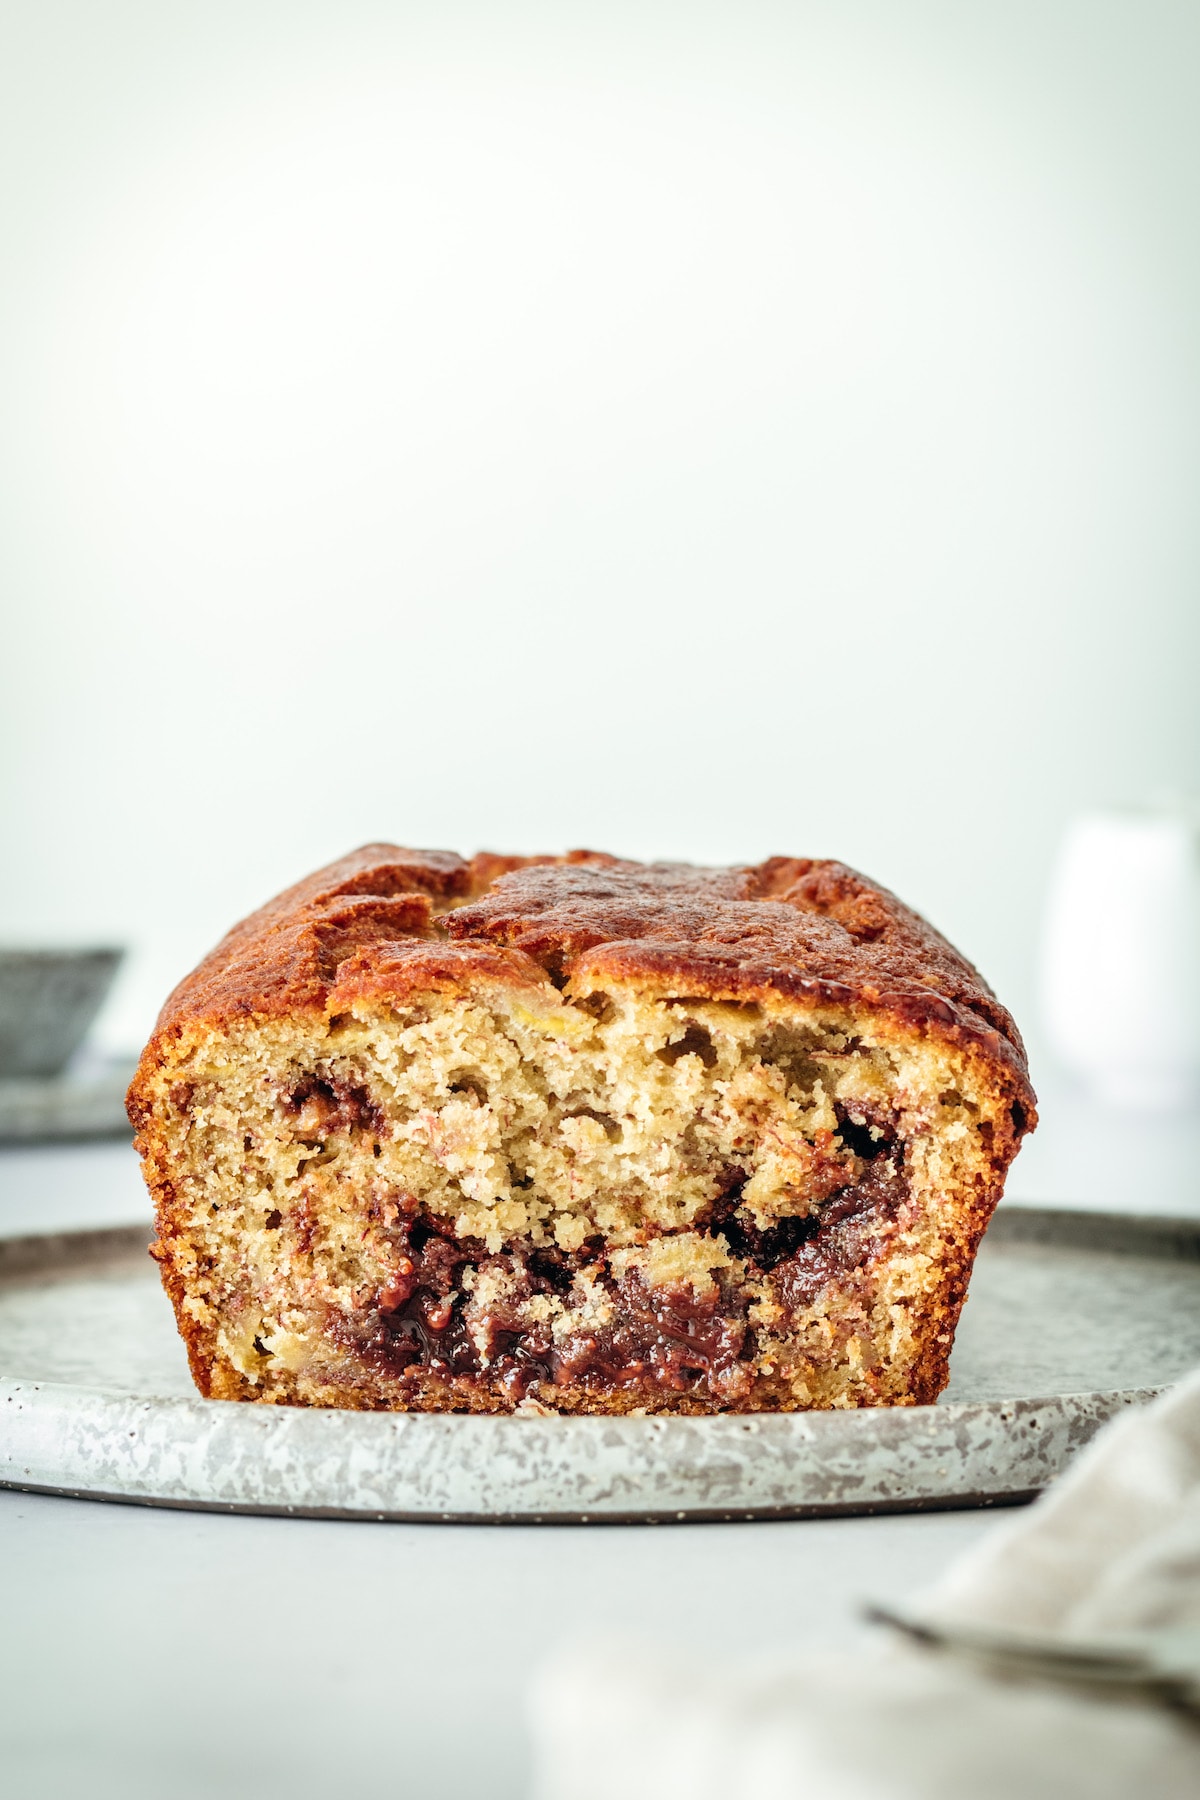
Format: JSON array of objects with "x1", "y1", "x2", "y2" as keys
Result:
[{"x1": 133, "y1": 956, "x2": 1030, "y2": 1413}]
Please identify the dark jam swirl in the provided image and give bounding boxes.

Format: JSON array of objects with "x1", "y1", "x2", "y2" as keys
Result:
[{"x1": 328, "y1": 1110, "x2": 908, "y2": 1404}]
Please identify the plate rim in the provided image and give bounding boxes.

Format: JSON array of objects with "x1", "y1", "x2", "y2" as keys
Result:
[{"x1": 1, "y1": 1207, "x2": 1195, "y2": 1524}]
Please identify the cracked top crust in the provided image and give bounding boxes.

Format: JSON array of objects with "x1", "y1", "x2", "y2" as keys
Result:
[{"x1": 132, "y1": 844, "x2": 1034, "y2": 1109}]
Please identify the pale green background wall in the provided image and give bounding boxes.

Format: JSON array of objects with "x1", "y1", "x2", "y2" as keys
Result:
[{"x1": 1, "y1": 1, "x2": 1197, "y2": 1061}]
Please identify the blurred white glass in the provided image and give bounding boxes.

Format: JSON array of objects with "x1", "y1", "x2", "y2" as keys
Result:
[{"x1": 1039, "y1": 807, "x2": 1200, "y2": 1111}]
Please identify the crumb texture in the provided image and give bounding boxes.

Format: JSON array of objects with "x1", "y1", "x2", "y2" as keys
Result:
[{"x1": 129, "y1": 846, "x2": 1035, "y2": 1414}]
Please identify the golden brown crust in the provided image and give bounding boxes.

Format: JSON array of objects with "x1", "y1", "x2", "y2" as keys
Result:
[
  {"x1": 450, "y1": 858, "x2": 1032, "y2": 1098},
  {"x1": 130, "y1": 843, "x2": 1034, "y2": 1121}
]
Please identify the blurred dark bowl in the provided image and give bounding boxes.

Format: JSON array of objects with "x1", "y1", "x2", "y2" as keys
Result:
[{"x1": 0, "y1": 948, "x2": 124, "y2": 1080}]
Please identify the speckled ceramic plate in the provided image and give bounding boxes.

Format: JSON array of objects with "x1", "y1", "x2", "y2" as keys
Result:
[{"x1": 1, "y1": 1207, "x2": 1198, "y2": 1522}]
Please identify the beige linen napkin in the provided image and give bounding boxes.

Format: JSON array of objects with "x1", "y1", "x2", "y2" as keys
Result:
[
  {"x1": 529, "y1": 1372, "x2": 1200, "y2": 1800},
  {"x1": 918, "y1": 1367, "x2": 1200, "y2": 1638}
]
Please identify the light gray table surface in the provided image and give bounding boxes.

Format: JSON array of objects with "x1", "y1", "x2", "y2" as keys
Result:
[{"x1": 2, "y1": 1078, "x2": 1197, "y2": 1800}]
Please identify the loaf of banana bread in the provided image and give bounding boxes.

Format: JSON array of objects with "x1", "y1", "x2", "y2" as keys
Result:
[{"x1": 128, "y1": 846, "x2": 1035, "y2": 1413}]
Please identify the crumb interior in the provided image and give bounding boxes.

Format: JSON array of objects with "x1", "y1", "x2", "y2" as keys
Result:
[{"x1": 151, "y1": 983, "x2": 1005, "y2": 1412}]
